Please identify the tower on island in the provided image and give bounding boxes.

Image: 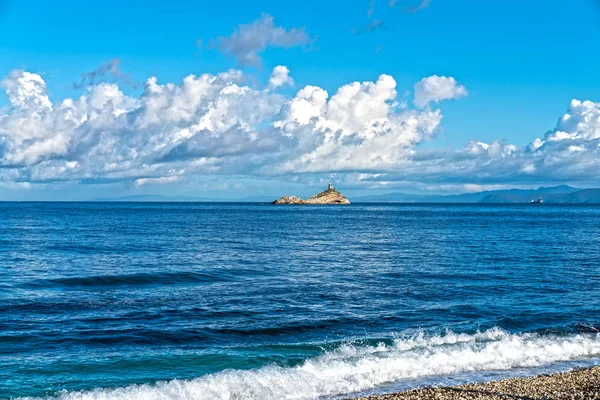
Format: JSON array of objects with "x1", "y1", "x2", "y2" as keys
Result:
[{"x1": 328, "y1": 182, "x2": 334, "y2": 190}]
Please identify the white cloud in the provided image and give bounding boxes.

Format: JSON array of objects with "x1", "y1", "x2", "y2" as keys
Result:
[
  {"x1": 274, "y1": 85, "x2": 328, "y2": 126},
  {"x1": 1, "y1": 70, "x2": 52, "y2": 112},
  {"x1": 413, "y1": 75, "x2": 467, "y2": 108},
  {"x1": 4, "y1": 66, "x2": 600, "y2": 191},
  {"x1": 272, "y1": 74, "x2": 443, "y2": 173},
  {"x1": 134, "y1": 176, "x2": 183, "y2": 186},
  {"x1": 547, "y1": 99, "x2": 600, "y2": 142},
  {"x1": 355, "y1": 96, "x2": 600, "y2": 187},
  {"x1": 0, "y1": 68, "x2": 286, "y2": 183},
  {"x1": 203, "y1": 14, "x2": 312, "y2": 67},
  {"x1": 365, "y1": 102, "x2": 600, "y2": 185},
  {"x1": 0, "y1": 68, "x2": 451, "y2": 186},
  {"x1": 268, "y1": 66, "x2": 294, "y2": 89}
]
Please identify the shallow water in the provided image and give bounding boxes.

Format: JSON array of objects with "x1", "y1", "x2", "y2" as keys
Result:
[{"x1": 1, "y1": 203, "x2": 600, "y2": 399}]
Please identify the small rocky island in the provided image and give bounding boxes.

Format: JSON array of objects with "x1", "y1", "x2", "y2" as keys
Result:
[{"x1": 272, "y1": 183, "x2": 350, "y2": 205}]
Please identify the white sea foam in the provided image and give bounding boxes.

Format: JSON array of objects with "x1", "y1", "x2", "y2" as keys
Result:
[{"x1": 35, "y1": 328, "x2": 600, "y2": 400}]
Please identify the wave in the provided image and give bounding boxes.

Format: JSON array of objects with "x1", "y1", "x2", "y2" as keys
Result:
[
  {"x1": 26, "y1": 328, "x2": 600, "y2": 400},
  {"x1": 22, "y1": 271, "x2": 236, "y2": 289}
]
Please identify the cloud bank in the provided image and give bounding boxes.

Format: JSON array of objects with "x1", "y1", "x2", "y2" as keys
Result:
[{"x1": 1, "y1": 66, "x2": 600, "y2": 191}]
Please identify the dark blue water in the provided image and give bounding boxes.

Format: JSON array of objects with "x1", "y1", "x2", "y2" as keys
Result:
[{"x1": 2, "y1": 203, "x2": 600, "y2": 400}]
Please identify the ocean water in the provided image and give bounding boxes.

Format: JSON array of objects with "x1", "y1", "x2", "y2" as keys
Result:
[{"x1": 2, "y1": 202, "x2": 600, "y2": 400}]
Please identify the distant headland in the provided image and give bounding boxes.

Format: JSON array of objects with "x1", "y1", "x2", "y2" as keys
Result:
[
  {"x1": 88, "y1": 184, "x2": 600, "y2": 204},
  {"x1": 351, "y1": 185, "x2": 600, "y2": 204},
  {"x1": 272, "y1": 183, "x2": 350, "y2": 205}
]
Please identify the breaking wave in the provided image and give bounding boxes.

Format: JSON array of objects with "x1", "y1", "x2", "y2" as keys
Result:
[{"x1": 27, "y1": 328, "x2": 600, "y2": 400}]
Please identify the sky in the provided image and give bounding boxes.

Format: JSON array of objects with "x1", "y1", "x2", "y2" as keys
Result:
[{"x1": 1, "y1": 0, "x2": 600, "y2": 200}]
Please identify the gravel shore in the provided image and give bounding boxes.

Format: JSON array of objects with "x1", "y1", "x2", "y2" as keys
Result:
[{"x1": 352, "y1": 366, "x2": 600, "y2": 400}]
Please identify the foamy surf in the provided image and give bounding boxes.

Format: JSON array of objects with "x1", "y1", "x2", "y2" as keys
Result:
[{"x1": 29, "y1": 328, "x2": 600, "y2": 400}]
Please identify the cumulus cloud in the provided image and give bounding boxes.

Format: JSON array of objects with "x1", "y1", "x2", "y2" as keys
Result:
[
  {"x1": 1, "y1": 70, "x2": 52, "y2": 112},
  {"x1": 0, "y1": 67, "x2": 452, "y2": 186},
  {"x1": 273, "y1": 74, "x2": 442, "y2": 173},
  {"x1": 0, "y1": 68, "x2": 286, "y2": 183},
  {"x1": 413, "y1": 75, "x2": 467, "y2": 108},
  {"x1": 203, "y1": 14, "x2": 313, "y2": 67},
  {"x1": 268, "y1": 66, "x2": 294, "y2": 89},
  {"x1": 363, "y1": 98, "x2": 600, "y2": 186},
  {"x1": 283, "y1": 96, "x2": 600, "y2": 189},
  {"x1": 546, "y1": 99, "x2": 600, "y2": 142},
  {"x1": 4, "y1": 65, "x2": 600, "y2": 191}
]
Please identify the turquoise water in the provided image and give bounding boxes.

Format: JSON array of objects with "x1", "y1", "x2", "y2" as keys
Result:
[{"x1": 1, "y1": 203, "x2": 600, "y2": 399}]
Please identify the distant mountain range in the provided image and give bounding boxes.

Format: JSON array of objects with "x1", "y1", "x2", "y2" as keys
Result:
[
  {"x1": 95, "y1": 185, "x2": 600, "y2": 204},
  {"x1": 352, "y1": 185, "x2": 600, "y2": 204}
]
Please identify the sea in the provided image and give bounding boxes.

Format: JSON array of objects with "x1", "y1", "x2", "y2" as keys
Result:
[{"x1": 1, "y1": 202, "x2": 600, "y2": 400}]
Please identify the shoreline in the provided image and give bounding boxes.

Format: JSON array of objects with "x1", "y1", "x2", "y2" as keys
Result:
[{"x1": 350, "y1": 366, "x2": 600, "y2": 399}]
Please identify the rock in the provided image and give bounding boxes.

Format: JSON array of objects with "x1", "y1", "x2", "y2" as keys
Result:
[
  {"x1": 303, "y1": 188, "x2": 351, "y2": 205},
  {"x1": 272, "y1": 184, "x2": 350, "y2": 205},
  {"x1": 271, "y1": 196, "x2": 304, "y2": 204}
]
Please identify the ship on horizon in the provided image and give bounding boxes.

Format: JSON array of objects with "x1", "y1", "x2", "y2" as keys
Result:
[{"x1": 530, "y1": 197, "x2": 544, "y2": 204}]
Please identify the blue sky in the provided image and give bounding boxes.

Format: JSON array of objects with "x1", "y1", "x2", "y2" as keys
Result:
[{"x1": 1, "y1": 0, "x2": 600, "y2": 200}]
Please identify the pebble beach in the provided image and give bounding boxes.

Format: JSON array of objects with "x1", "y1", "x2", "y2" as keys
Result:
[{"x1": 353, "y1": 367, "x2": 600, "y2": 400}]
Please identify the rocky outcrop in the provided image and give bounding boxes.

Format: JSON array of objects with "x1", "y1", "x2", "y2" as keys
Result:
[
  {"x1": 271, "y1": 196, "x2": 304, "y2": 204},
  {"x1": 272, "y1": 184, "x2": 350, "y2": 205}
]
